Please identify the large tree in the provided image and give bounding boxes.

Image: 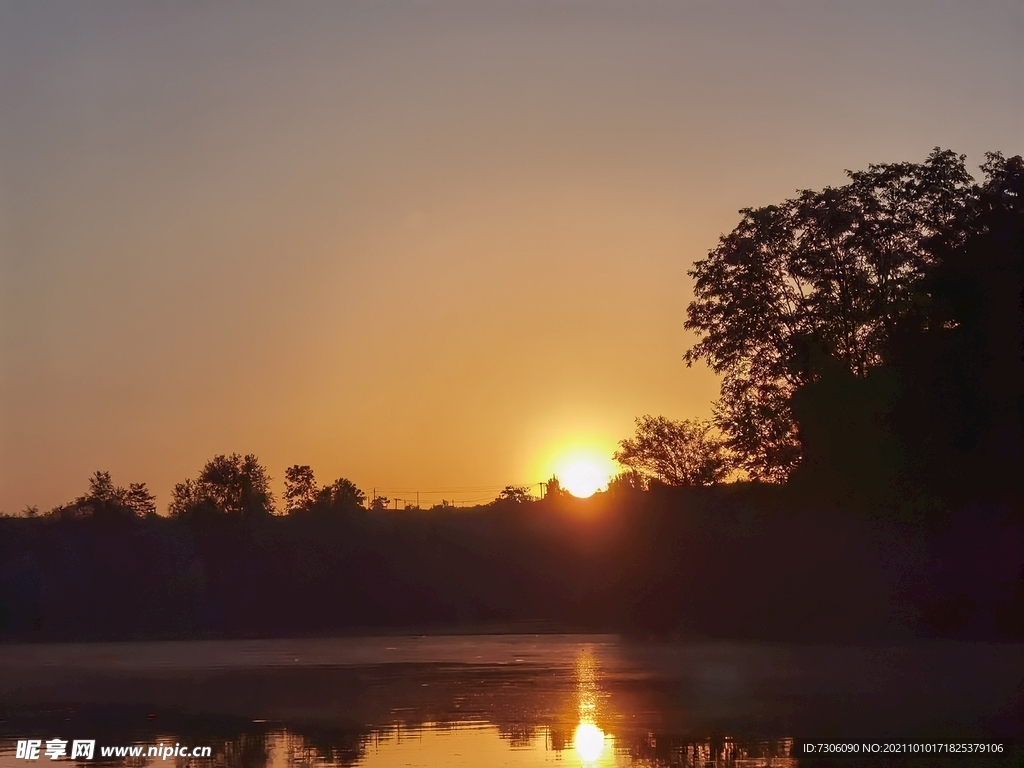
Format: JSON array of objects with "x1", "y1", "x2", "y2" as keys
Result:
[
  {"x1": 683, "y1": 149, "x2": 984, "y2": 481},
  {"x1": 284, "y1": 465, "x2": 319, "y2": 513},
  {"x1": 614, "y1": 415, "x2": 730, "y2": 487},
  {"x1": 169, "y1": 453, "x2": 275, "y2": 517}
]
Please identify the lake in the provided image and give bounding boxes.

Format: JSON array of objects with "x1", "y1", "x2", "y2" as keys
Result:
[{"x1": 1, "y1": 635, "x2": 1020, "y2": 766}]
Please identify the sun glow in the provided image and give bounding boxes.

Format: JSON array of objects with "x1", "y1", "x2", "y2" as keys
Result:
[
  {"x1": 573, "y1": 647, "x2": 609, "y2": 764},
  {"x1": 558, "y1": 456, "x2": 611, "y2": 497},
  {"x1": 528, "y1": 430, "x2": 618, "y2": 499},
  {"x1": 573, "y1": 722, "x2": 606, "y2": 763}
]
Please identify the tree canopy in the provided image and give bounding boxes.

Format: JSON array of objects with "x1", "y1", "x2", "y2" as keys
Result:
[
  {"x1": 48, "y1": 471, "x2": 157, "y2": 521},
  {"x1": 169, "y1": 453, "x2": 275, "y2": 518},
  {"x1": 614, "y1": 416, "x2": 731, "y2": 487},
  {"x1": 684, "y1": 148, "x2": 1023, "y2": 485},
  {"x1": 495, "y1": 485, "x2": 534, "y2": 505},
  {"x1": 285, "y1": 465, "x2": 367, "y2": 514}
]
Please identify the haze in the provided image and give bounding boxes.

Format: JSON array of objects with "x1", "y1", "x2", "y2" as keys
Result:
[{"x1": 1, "y1": 0, "x2": 1021, "y2": 512}]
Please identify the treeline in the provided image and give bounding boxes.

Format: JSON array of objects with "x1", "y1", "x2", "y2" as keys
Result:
[
  {"x1": 19, "y1": 455, "x2": 594, "y2": 521},
  {"x1": 1, "y1": 482, "x2": 1021, "y2": 642},
  {"x1": 22, "y1": 457, "x2": 441, "y2": 522}
]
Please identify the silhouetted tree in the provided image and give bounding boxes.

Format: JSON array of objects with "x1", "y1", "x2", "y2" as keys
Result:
[
  {"x1": 87, "y1": 470, "x2": 118, "y2": 503},
  {"x1": 369, "y1": 495, "x2": 390, "y2": 512},
  {"x1": 605, "y1": 470, "x2": 646, "y2": 494},
  {"x1": 284, "y1": 465, "x2": 319, "y2": 513},
  {"x1": 123, "y1": 482, "x2": 158, "y2": 517},
  {"x1": 48, "y1": 471, "x2": 156, "y2": 521},
  {"x1": 614, "y1": 416, "x2": 731, "y2": 487},
  {"x1": 790, "y1": 152, "x2": 1024, "y2": 504},
  {"x1": 321, "y1": 477, "x2": 366, "y2": 511},
  {"x1": 495, "y1": 485, "x2": 533, "y2": 504},
  {"x1": 284, "y1": 466, "x2": 367, "y2": 514},
  {"x1": 169, "y1": 454, "x2": 275, "y2": 518},
  {"x1": 544, "y1": 476, "x2": 571, "y2": 500},
  {"x1": 684, "y1": 149, "x2": 986, "y2": 480}
]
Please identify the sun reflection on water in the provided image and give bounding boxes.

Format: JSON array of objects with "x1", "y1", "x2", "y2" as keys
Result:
[
  {"x1": 573, "y1": 722, "x2": 606, "y2": 763},
  {"x1": 573, "y1": 647, "x2": 610, "y2": 765}
]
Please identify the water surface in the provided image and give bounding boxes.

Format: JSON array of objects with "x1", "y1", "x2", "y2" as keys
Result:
[{"x1": 1, "y1": 635, "x2": 1020, "y2": 766}]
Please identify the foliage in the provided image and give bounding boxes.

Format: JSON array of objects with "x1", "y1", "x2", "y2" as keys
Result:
[
  {"x1": 495, "y1": 485, "x2": 534, "y2": 504},
  {"x1": 5, "y1": 489, "x2": 1020, "y2": 642},
  {"x1": 322, "y1": 477, "x2": 366, "y2": 510},
  {"x1": 791, "y1": 152, "x2": 1024, "y2": 506},
  {"x1": 544, "y1": 476, "x2": 572, "y2": 500},
  {"x1": 284, "y1": 465, "x2": 319, "y2": 512},
  {"x1": 284, "y1": 466, "x2": 367, "y2": 514},
  {"x1": 614, "y1": 415, "x2": 731, "y2": 487},
  {"x1": 48, "y1": 471, "x2": 157, "y2": 521},
  {"x1": 169, "y1": 454, "x2": 275, "y2": 518},
  {"x1": 684, "y1": 148, "x2": 996, "y2": 481},
  {"x1": 605, "y1": 470, "x2": 646, "y2": 494}
]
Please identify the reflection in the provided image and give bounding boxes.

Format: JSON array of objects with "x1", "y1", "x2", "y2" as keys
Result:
[
  {"x1": 1, "y1": 636, "x2": 1018, "y2": 767},
  {"x1": 573, "y1": 722, "x2": 606, "y2": 763},
  {"x1": 573, "y1": 647, "x2": 609, "y2": 765}
]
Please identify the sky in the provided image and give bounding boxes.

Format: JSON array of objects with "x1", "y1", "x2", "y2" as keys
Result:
[{"x1": 1, "y1": 0, "x2": 1022, "y2": 512}]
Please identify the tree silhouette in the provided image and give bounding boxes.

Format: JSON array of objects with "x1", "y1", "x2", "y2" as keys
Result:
[
  {"x1": 495, "y1": 485, "x2": 533, "y2": 504},
  {"x1": 684, "y1": 149, "x2": 982, "y2": 480},
  {"x1": 605, "y1": 470, "x2": 645, "y2": 494},
  {"x1": 321, "y1": 477, "x2": 366, "y2": 511},
  {"x1": 48, "y1": 471, "x2": 157, "y2": 520},
  {"x1": 614, "y1": 416, "x2": 731, "y2": 487},
  {"x1": 544, "y1": 476, "x2": 571, "y2": 500},
  {"x1": 169, "y1": 454, "x2": 275, "y2": 517},
  {"x1": 284, "y1": 465, "x2": 319, "y2": 513},
  {"x1": 789, "y1": 152, "x2": 1024, "y2": 503},
  {"x1": 123, "y1": 482, "x2": 158, "y2": 517},
  {"x1": 285, "y1": 465, "x2": 367, "y2": 514}
]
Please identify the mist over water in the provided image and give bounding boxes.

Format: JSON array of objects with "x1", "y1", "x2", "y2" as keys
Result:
[{"x1": 1, "y1": 635, "x2": 1020, "y2": 767}]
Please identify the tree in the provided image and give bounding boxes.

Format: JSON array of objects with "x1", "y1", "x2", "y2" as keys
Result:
[
  {"x1": 284, "y1": 465, "x2": 367, "y2": 514},
  {"x1": 87, "y1": 471, "x2": 119, "y2": 504},
  {"x1": 369, "y1": 495, "x2": 390, "y2": 512},
  {"x1": 684, "y1": 149, "x2": 980, "y2": 480},
  {"x1": 495, "y1": 485, "x2": 533, "y2": 504},
  {"x1": 321, "y1": 477, "x2": 366, "y2": 511},
  {"x1": 544, "y1": 476, "x2": 571, "y2": 500},
  {"x1": 614, "y1": 415, "x2": 731, "y2": 487},
  {"x1": 284, "y1": 465, "x2": 319, "y2": 513},
  {"x1": 123, "y1": 483, "x2": 158, "y2": 517},
  {"x1": 169, "y1": 454, "x2": 275, "y2": 517},
  {"x1": 47, "y1": 471, "x2": 156, "y2": 520},
  {"x1": 605, "y1": 470, "x2": 646, "y2": 494}
]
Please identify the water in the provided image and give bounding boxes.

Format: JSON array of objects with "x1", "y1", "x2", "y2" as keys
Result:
[{"x1": 0, "y1": 635, "x2": 1020, "y2": 766}]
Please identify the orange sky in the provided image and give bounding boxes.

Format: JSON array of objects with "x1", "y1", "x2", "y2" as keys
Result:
[{"x1": 1, "y1": 1, "x2": 1022, "y2": 512}]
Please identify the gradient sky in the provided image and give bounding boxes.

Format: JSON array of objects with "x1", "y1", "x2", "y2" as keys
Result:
[{"x1": 2, "y1": 0, "x2": 1022, "y2": 512}]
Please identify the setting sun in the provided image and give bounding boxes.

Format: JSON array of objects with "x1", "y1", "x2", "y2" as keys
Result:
[
  {"x1": 552, "y1": 448, "x2": 616, "y2": 498},
  {"x1": 559, "y1": 458, "x2": 607, "y2": 497}
]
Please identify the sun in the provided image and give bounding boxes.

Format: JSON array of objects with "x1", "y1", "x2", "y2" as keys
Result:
[{"x1": 553, "y1": 448, "x2": 615, "y2": 498}]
